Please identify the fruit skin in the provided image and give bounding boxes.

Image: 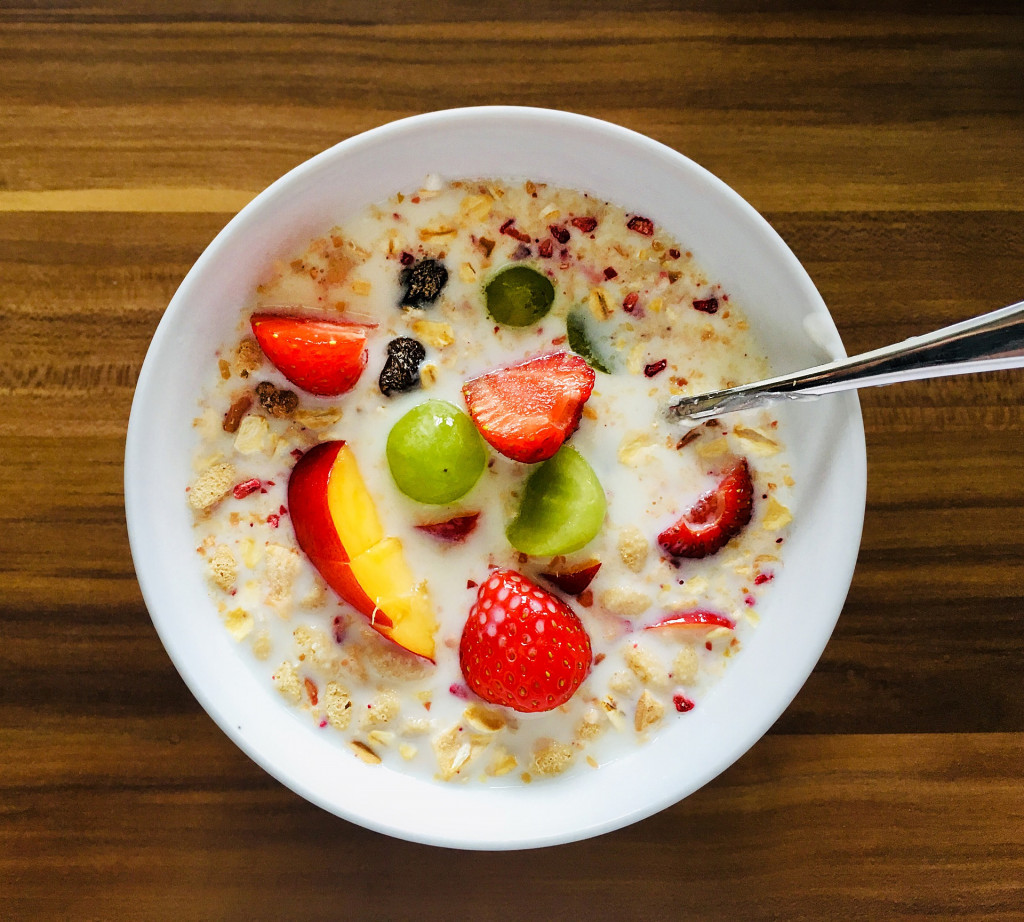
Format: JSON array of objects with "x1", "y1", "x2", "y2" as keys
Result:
[
  {"x1": 250, "y1": 312, "x2": 374, "y2": 396},
  {"x1": 288, "y1": 440, "x2": 437, "y2": 661},
  {"x1": 658, "y1": 459, "x2": 754, "y2": 559},
  {"x1": 645, "y1": 609, "x2": 736, "y2": 633},
  {"x1": 462, "y1": 351, "x2": 596, "y2": 463},
  {"x1": 459, "y1": 569, "x2": 592, "y2": 713},
  {"x1": 415, "y1": 512, "x2": 480, "y2": 542},
  {"x1": 540, "y1": 560, "x2": 601, "y2": 596},
  {"x1": 505, "y1": 445, "x2": 606, "y2": 557}
]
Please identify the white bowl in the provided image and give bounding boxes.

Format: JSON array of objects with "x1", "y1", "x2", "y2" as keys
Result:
[{"x1": 125, "y1": 106, "x2": 866, "y2": 849}]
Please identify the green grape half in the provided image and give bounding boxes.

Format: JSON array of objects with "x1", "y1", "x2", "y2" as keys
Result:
[{"x1": 484, "y1": 265, "x2": 555, "y2": 327}]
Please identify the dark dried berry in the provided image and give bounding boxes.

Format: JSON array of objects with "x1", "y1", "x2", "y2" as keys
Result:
[
  {"x1": 255, "y1": 380, "x2": 298, "y2": 417},
  {"x1": 548, "y1": 225, "x2": 570, "y2": 244},
  {"x1": 399, "y1": 258, "x2": 448, "y2": 307},
  {"x1": 379, "y1": 337, "x2": 426, "y2": 396},
  {"x1": 571, "y1": 216, "x2": 597, "y2": 233},
  {"x1": 693, "y1": 297, "x2": 719, "y2": 314},
  {"x1": 627, "y1": 215, "x2": 655, "y2": 236}
]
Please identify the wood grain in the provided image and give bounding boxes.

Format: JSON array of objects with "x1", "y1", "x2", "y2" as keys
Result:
[{"x1": 2, "y1": 4, "x2": 1022, "y2": 919}]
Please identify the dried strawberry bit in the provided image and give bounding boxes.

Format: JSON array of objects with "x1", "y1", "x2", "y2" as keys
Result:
[
  {"x1": 266, "y1": 513, "x2": 280, "y2": 528},
  {"x1": 232, "y1": 478, "x2": 261, "y2": 499},
  {"x1": 693, "y1": 297, "x2": 719, "y2": 314},
  {"x1": 673, "y1": 694, "x2": 695, "y2": 713},
  {"x1": 644, "y1": 359, "x2": 668, "y2": 378},
  {"x1": 499, "y1": 219, "x2": 532, "y2": 243},
  {"x1": 448, "y1": 683, "x2": 470, "y2": 700},
  {"x1": 304, "y1": 677, "x2": 319, "y2": 706},
  {"x1": 570, "y1": 216, "x2": 597, "y2": 233},
  {"x1": 332, "y1": 616, "x2": 346, "y2": 644},
  {"x1": 290, "y1": 448, "x2": 305, "y2": 460},
  {"x1": 622, "y1": 291, "x2": 640, "y2": 313},
  {"x1": 754, "y1": 571, "x2": 774, "y2": 586},
  {"x1": 668, "y1": 247, "x2": 681, "y2": 259},
  {"x1": 466, "y1": 579, "x2": 478, "y2": 589},
  {"x1": 537, "y1": 238, "x2": 554, "y2": 258},
  {"x1": 603, "y1": 266, "x2": 618, "y2": 280},
  {"x1": 626, "y1": 215, "x2": 654, "y2": 236},
  {"x1": 549, "y1": 224, "x2": 570, "y2": 244},
  {"x1": 399, "y1": 251, "x2": 415, "y2": 266},
  {"x1": 222, "y1": 392, "x2": 253, "y2": 433}
]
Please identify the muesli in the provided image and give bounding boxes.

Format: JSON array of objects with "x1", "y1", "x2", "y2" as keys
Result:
[{"x1": 187, "y1": 177, "x2": 794, "y2": 784}]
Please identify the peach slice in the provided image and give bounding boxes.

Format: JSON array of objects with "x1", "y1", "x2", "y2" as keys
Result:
[{"x1": 288, "y1": 440, "x2": 437, "y2": 661}]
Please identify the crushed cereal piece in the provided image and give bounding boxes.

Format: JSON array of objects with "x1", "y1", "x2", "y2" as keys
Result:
[
  {"x1": 206, "y1": 544, "x2": 237, "y2": 592},
  {"x1": 617, "y1": 526, "x2": 649, "y2": 572},
  {"x1": 360, "y1": 689, "x2": 400, "y2": 728},
  {"x1": 410, "y1": 319, "x2": 454, "y2": 349},
  {"x1": 617, "y1": 432, "x2": 656, "y2": 467},
  {"x1": 463, "y1": 704, "x2": 507, "y2": 733},
  {"x1": 222, "y1": 606, "x2": 253, "y2": 641},
  {"x1": 368, "y1": 729, "x2": 395, "y2": 747},
  {"x1": 599, "y1": 587, "x2": 651, "y2": 617},
  {"x1": 575, "y1": 707, "x2": 604, "y2": 741},
  {"x1": 272, "y1": 661, "x2": 302, "y2": 704},
  {"x1": 250, "y1": 630, "x2": 272, "y2": 660},
  {"x1": 634, "y1": 690, "x2": 665, "y2": 732},
  {"x1": 486, "y1": 746, "x2": 518, "y2": 777},
  {"x1": 292, "y1": 406, "x2": 342, "y2": 430},
  {"x1": 733, "y1": 424, "x2": 781, "y2": 456},
  {"x1": 264, "y1": 543, "x2": 299, "y2": 606},
  {"x1": 399, "y1": 743, "x2": 418, "y2": 761},
  {"x1": 532, "y1": 739, "x2": 575, "y2": 776},
  {"x1": 324, "y1": 682, "x2": 353, "y2": 730},
  {"x1": 608, "y1": 670, "x2": 636, "y2": 695},
  {"x1": 433, "y1": 723, "x2": 487, "y2": 780},
  {"x1": 762, "y1": 496, "x2": 793, "y2": 531},
  {"x1": 188, "y1": 462, "x2": 235, "y2": 512},
  {"x1": 234, "y1": 337, "x2": 263, "y2": 376},
  {"x1": 234, "y1": 415, "x2": 272, "y2": 455},
  {"x1": 672, "y1": 645, "x2": 700, "y2": 685},
  {"x1": 624, "y1": 643, "x2": 668, "y2": 687}
]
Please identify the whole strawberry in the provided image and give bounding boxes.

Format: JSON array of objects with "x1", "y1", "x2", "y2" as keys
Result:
[{"x1": 459, "y1": 568, "x2": 593, "y2": 713}]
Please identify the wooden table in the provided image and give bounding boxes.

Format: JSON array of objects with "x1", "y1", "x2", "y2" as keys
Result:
[{"x1": 3, "y1": 4, "x2": 1022, "y2": 919}]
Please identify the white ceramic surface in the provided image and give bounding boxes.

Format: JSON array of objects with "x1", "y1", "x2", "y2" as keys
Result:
[{"x1": 124, "y1": 106, "x2": 866, "y2": 850}]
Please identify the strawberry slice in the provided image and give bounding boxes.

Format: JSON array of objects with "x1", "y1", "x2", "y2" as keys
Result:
[
  {"x1": 658, "y1": 459, "x2": 754, "y2": 559},
  {"x1": 415, "y1": 512, "x2": 480, "y2": 542},
  {"x1": 462, "y1": 351, "x2": 595, "y2": 463},
  {"x1": 459, "y1": 568, "x2": 593, "y2": 713},
  {"x1": 250, "y1": 312, "x2": 375, "y2": 397},
  {"x1": 646, "y1": 609, "x2": 736, "y2": 633}
]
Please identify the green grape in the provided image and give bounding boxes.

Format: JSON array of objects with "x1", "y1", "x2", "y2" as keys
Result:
[
  {"x1": 484, "y1": 265, "x2": 555, "y2": 327},
  {"x1": 386, "y1": 400, "x2": 487, "y2": 504},
  {"x1": 506, "y1": 445, "x2": 606, "y2": 556},
  {"x1": 566, "y1": 307, "x2": 614, "y2": 374}
]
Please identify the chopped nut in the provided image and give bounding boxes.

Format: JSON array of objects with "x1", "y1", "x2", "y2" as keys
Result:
[
  {"x1": 293, "y1": 407, "x2": 342, "y2": 430},
  {"x1": 600, "y1": 696, "x2": 628, "y2": 731},
  {"x1": 222, "y1": 392, "x2": 253, "y2": 433},
  {"x1": 368, "y1": 730, "x2": 395, "y2": 747},
  {"x1": 599, "y1": 587, "x2": 651, "y2": 617},
  {"x1": 349, "y1": 740, "x2": 382, "y2": 764},
  {"x1": 433, "y1": 723, "x2": 488, "y2": 780},
  {"x1": 463, "y1": 704, "x2": 507, "y2": 733},
  {"x1": 420, "y1": 363, "x2": 439, "y2": 388},
  {"x1": 732, "y1": 424, "x2": 781, "y2": 456},
  {"x1": 188, "y1": 462, "x2": 235, "y2": 512},
  {"x1": 634, "y1": 690, "x2": 665, "y2": 732},
  {"x1": 617, "y1": 526, "x2": 649, "y2": 572}
]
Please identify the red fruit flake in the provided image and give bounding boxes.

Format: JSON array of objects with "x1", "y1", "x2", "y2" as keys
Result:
[
  {"x1": 290, "y1": 448, "x2": 305, "y2": 460},
  {"x1": 266, "y1": 513, "x2": 280, "y2": 528},
  {"x1": 603, "y1": 266, "x2": 618, "y2": 280},
  {"x1": 538, "y1": 238, "x2": 554, "y2": 258},
  {"x1": 448, "y1": 683, "x2": 470, "y2": 700},
  {"x1": 304, "y1": 678, "x2": 319, "y2": 706},
  {"x1": 459, "y1": 569, "x2": 592, "y2": 714},
  {"x1": 332, "y1": 616, "x2": 346, "y2": 645},
  {"x1": 673, "y1": 694, "x2": 695, "y2": 713},
  {"x1": 570, "y1": 216, "x2": 597, "y2": 233},
  {"x1": 499, "y1": 219, "x2": 532, "y2": 243},
  {"x1": 668, "y1": 248, "x2": 681, "y2": 259},
  {"x1": 622, "y1": 292, "x2": 640, "y2": 313},
  {"x1": 754, "y1": 571, "x2": 774, "y2": 586},
  {"x1": 644, "y1": 359, "x2": 668, "y2": 378},
  {"x1": 415, "y1": 512, "x2": 480, "y2": 542},
  {"x1": 232, "y1": 478, "x2": 261, "y2": 499},
  {"x1": 399, "y1": 251, "x2": 415, "y2": 266},
  {"x1": 626, "y1": 215, "x2": 655, "y2": 236},
  {"x1": 658, "y1": 459, "x2": 754, "y2": 559},
  {"x1": 693, "y1": 297, "x2": 719, "y2": 314},
  {"x1": 549, "y1": 224, "x2": 570, "y2": 244}
]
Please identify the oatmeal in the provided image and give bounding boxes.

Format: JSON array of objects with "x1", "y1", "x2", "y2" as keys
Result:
[{"x1": 187, "y1": 177, "x2": 793, "y2": 784}]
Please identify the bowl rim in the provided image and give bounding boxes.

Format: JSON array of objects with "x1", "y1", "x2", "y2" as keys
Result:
[{"x1": 125, "y1": 105, "x2": 867, "y2": 850}]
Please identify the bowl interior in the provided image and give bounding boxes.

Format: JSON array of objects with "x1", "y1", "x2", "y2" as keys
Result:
[{"x1": 125, "y1": 106, "x2": 865, "y2": 849}]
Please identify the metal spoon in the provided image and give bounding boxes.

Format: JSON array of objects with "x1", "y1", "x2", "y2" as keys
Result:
[{"x1": 668, "y1": 299, "x2": 1024, "y2": 422}]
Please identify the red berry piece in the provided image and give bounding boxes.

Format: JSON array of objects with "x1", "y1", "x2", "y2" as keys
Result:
[
  {"x1": 250, "y1": 312, "x2": 374, "y2": 396},
  {"x1": 658, "y1": 459, "x2": 754, "y2": 559},
  {"x1": 459, "y1": 569, "x2": 593, "y2": 713},
  {"x1": 540, "y1": 559, "x2": 602, "y2": 596},
  {"x1": 415, "y1": 512, "x2": 480, "y2": 542},
  {"x1": 570, "y1": 216, "x2": 597, "y2": 233},
  {"x1": 462, "y1": 351, "x2": 596, "y2": 463},
  {"x1": 626, "y1": 215, "x2": 655, "y2": 236},
  {"x1": 692, "y1": 297, "x2": 719, "y2": 314}
]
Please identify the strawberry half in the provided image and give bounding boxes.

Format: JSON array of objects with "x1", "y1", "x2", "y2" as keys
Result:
[
  {"x1": 658, "y1": 459, "x2": 754, "y2": 559},
  {"x1": 462, "y1": 351, "x2": 595, "y2": 463},
  {"x1": 250, "y1": 312, "x2": 375, "y2": 397},
  {"x1": 459, "y1": 568, "x2": 593, "y2": 713}
]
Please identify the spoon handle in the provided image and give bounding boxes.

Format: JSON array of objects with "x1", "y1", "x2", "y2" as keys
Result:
[{"x1": 669, "y1": 299, "x2": 1024, "y2": 421}]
